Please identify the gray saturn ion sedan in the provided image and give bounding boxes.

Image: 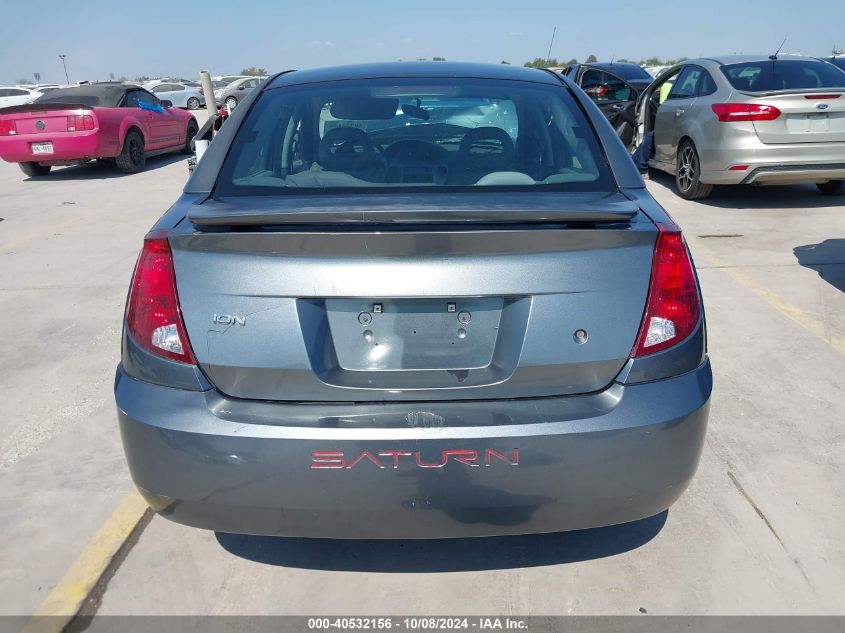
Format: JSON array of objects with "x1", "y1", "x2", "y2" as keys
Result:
[
  {"x1": 115, "y1": 63, "x2": 712, "y2": 539},
  {"x1": 637, "y1": 55, "x2": 845, "y2": 199}
]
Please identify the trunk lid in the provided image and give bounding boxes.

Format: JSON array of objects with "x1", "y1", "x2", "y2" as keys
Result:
[
  {"x1": 0, "y1": 103, "x2": 96, "y2": 136},
  {"x1": 743, "y1": 90, "x2": 845, "y2": 144},
  {"x1": 172, "y1": 193, "x2": 655, "y2": 402}
]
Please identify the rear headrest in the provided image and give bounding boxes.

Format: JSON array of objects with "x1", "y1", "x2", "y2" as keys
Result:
[
  {"x1": 731, "y1": 76, "x2": 753, "y2": 91},
  {"x1": 318, "y1": 127, "x2": 377, "y2": 171},
  {"x1": 459, "y1": 127, "x2": 515, "y2": 170}
]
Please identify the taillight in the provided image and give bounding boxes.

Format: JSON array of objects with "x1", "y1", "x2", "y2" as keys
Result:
[
  {"x1": 711, "y1": 103, "x2": 781, "y2": 122},
  {"x1": 631, "y1": 223, "x2": 701, "y2": 357},
  {"x1": 585, "y1": 85, "x2": 608, "y2": 97},
  {"x1": 67, "y1": 114, "x2": 94, "y2": 131},
  {"x1": 126, "y1": 232, "x2": 196, "y2": 364},
  {"x1": 0, "y1": 119, "x2": 17, "y2": 136}
]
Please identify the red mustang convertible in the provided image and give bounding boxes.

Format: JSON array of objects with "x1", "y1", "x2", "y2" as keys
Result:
[{"x1": 0, "y1": 83, "x2": 198, "y2": 177}]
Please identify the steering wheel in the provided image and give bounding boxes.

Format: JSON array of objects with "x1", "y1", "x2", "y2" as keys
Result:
[
  {"x1": 383, "y1": 139, "x2": 449, "y2": 184},
  {"x1": 318, "y1": 127, "x2": 388, "y2": 179}
]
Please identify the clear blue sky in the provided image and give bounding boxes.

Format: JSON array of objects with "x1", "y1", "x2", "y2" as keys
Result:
[{"x1": 1, "y1": 0, "x2": 842, "y2": 84}]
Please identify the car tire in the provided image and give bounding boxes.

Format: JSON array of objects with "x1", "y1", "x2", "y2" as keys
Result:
[
  {"x1": 817, "y1": 180, "x2": 844, "y2": 196},
  {"x1": 115, "y1": 130, "x2": 146, "y2": 174},
  {"x1": 186, "y1": 97, "x2": 200, "y2": 110},
  {"x1": 19, "y1": 162, "x2": 51, "y2": 177},
  {"x1": 675, "y1": 140, "x2": 713, "y2": 200},
  {"x1": 225, "y1": 96, "x2": 238, "y2": 110},
  {"x1": 182, "y1": 119, "x2": 199, "y2": 155}
]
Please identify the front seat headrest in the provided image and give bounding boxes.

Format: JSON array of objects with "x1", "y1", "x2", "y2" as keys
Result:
[
  {"x1": 459, "y1": 127, "x2": 515, "y2": 171},
  {"x1": 318, "y1": 127, "x2": 378, "y2": 172}
]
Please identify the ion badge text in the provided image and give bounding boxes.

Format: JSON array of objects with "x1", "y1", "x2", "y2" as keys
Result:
[{"x1": 212, "y1": 314, "x2": 246, "y2": 326}]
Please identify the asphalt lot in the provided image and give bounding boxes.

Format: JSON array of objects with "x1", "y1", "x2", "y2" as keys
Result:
[{"x1": 1, "y1": 142, "x2": 844, "y2": 617}]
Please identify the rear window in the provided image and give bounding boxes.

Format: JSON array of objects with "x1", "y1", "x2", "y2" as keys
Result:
[
  {"x1": 215, "y1": 78, "x2": 614, "y2": 196},
  {"x1": 721, "y1": 59, "x2": 845, "y2": 92}
]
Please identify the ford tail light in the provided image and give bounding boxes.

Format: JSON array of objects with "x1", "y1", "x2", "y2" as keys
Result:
[
  {"x1": 632, "y1": 223, "x2": 701, "y2": 357},
  {"x1": 711, "y1": 103, "x2": 781, "y2": 122},
  {"x1": 66, "y1": 114, "x2": 94, "y2": 131},
  {"x1": 0, "y1": 119, "x2": 17, "y2": 135},
  {"x1": 126, "y1": 232, "x2": 196, "y2": 365}
]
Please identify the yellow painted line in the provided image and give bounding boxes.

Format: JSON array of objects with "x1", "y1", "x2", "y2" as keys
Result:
[
  {"x1": 21, "y1": 490, "x2": 149, "y2": 633},
  {"x1": 692, "y1": 241, "x2": 845, "y2": 357}
]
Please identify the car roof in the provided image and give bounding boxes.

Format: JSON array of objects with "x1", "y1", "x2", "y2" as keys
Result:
[
  {"x1": 583, "y1": 62, "x2": 643, "y2": 70},
  {"x1": 697, "y1": 53, "x2": 817, "y2": 65},
  {"x1": 267, "y1": 62, "x2": 560, "y2": 89},
  {"x1": 32, "y1": 83, "x2": 134, "y2": 107}
]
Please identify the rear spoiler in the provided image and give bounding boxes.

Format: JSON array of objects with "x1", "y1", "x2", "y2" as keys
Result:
[
  {"x1": 187, "y1": 192, "x2": 640, "y2": 226},
  {"x1": 0, "y1": 102, "x2": 92, "y2": 115},
  {"x1": 737, "y1": 88, "x2": 845, "y2": 98}
]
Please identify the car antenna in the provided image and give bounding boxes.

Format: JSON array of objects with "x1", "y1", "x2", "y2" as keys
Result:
[
  {"x1": 610, "y1": 53, "x2": 615, "y2": 65},
  {"x1": 546, "y1": 26, "x2": 556, "y2": 61},
  {"x1": 769, "y1": 37, "x2": 787, "y2": 60}
]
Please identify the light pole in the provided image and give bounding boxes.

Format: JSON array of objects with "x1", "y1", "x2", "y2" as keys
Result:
[{"x1": 58, "y1": 54, "x2": 69, "y2": 84}]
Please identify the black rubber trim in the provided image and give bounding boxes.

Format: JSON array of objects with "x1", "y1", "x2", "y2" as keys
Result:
[{"x1": 740, "y1": 163, "x2": 845, "y2": 184}]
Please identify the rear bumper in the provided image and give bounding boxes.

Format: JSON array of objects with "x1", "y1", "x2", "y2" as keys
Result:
[
  {"x1": 697, "y1": 139, "x2": 845, "y2": 185},
  {"x1": 0, "y1": 130, "x2": 106, "y2": 163},
  {"x1": 115, "y1": 360, "x2": 712, "y2": 539}
]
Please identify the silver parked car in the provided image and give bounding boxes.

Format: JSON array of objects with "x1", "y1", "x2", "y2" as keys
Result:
[
  {"x1": 213, "y1": 76, "x2": 265, "y2": 110},
  {"x1": 636, "y1": 55, "x2": 845, "y2": 199},
  {"x1": 145, "y1": 82, "x2": 206, "y2": 110},
  {"x1": 115, "y1": 62, "x2": 711, "y2": 539}
]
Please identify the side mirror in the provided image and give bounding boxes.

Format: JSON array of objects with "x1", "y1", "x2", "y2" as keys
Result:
[
  {"x1": 160, "y1": 100, "x2": 173, "y2": 108},
  {"x1": 239, "y1": 85, "x2": 247, "y2": 90}
]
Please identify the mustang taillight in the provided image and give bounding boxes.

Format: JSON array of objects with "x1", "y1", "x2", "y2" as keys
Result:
[
  {"x1": 0, "y1": 119, "x2": 17, "y2": 135},
  {"x1": 711, "y1": 103, "x2": 781, "y2": 122},
  {"x1": 126, "y1": 232, "x2": 196, "y2": 364},
  {"x1": 67, "y1": 114, "x2": 94, "y2": 131},
  {"x1": 632, "y1": 223, "x2": 701, "y2": 357},
  {"x1": 585, "y1": 85, "x2": 609, "y2": 97}
]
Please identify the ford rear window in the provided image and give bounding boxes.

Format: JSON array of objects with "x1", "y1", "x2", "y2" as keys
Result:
[
  {"x1": 721, "y1": 59, "x2": 845, "y2": 92},
  {"x1": 214, "y1": 78, "x2": 614, "y2": 196}
]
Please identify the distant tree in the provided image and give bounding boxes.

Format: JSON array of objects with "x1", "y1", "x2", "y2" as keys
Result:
[
  {"x1": 33, "y1": 72, "x2": 41, "y2": 82},
  {"x1": 616, "y1": 58, "x2": 630, "y2": 63},
  {"x1": 644, "y1": 57, "x2": 662, "y2": 66},
  {"x1": 433, "y1": 56, "x2": 446, "y2": 61},
  {"x1": 15, "y1": 76, "x2": 31, "y2": 84},
  {"x1": 118, "y1": 76, "x2": 128, "y2": 82},
  {"x1": 585, "y1": 54, "x2": 598, "y2": 63},
  {"x1": 240, "y1": 66, "x2": 267, "y2": 76},
  {"x1": 134, "y1": 75, "x2": 150, "y2": 82},
  {"x1": 500, "y1": 60, "x2": 510, "y2": 65},
  {"x1": 564, "y1": 58, "x2": 578, "y2": 66},
  {"x1": 523, "y1": 57, "x2": 560, "y2": 68}
]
